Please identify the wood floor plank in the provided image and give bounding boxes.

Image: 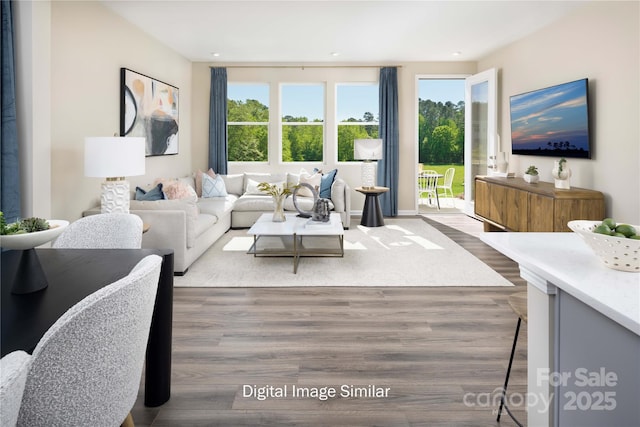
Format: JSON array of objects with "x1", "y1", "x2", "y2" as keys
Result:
[{"x1": 132, "y1": 214, "x2": 529, "y2": 426}]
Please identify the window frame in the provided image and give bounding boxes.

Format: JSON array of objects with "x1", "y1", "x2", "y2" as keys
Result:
[
  {"x1": 279, "y1": 82, "x2": 326, "y2": 164},
  {"x1": 336, "y1": 82, "x2": 380, "y2": 163},
  {"x1": 227, "y1": 82, "x2": 270, "y2": 164}
]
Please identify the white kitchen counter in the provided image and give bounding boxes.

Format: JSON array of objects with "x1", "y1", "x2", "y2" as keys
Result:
[
  {"x1": 481, "y1": 232, "x2": 639, "y2": 336},
  {"x1": 481, "y1": 231, "x2": 640, "y2": 427}
]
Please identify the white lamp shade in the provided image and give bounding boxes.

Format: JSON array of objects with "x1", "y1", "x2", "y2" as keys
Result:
[
  {"x1": 84, "y1": 137, "x2": 146, "y2": 178},
  {"x1": 354, "y1": 138, "x2": 383, "y2": 160}
]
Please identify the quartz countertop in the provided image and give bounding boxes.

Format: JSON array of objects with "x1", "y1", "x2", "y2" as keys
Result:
[{"x1": 481, "y1": 232, "x2": 640, "y2": 336}]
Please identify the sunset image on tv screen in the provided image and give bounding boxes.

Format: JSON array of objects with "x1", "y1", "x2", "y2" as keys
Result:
[{"x1": 510, "y1": 79, "x2": 590, "y2": 158}]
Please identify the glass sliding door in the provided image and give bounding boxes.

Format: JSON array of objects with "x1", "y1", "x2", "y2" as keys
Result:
[{"x1": 464, "y1": 69, "x2": 497, "y2": 216}]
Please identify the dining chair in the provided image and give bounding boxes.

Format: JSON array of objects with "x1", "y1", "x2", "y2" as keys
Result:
[
  {"x1": 17, "y1": 255, "x2": 162, "y2": 427},
  {"x1": 497, "y1": 291, "x2": 527, "y2": 426},
  {"x1": 0, "y1": 351, "x2": 31, "y2": 427},
  {"x1": 418, "y1": 170, "x2": 440, "y2": 209},
  {"x1": 53, "y1": 213, "x2": 143, "y2": 249},
  {"x1": 437, "y1": 167, "x2": 455, "y2": 206}
]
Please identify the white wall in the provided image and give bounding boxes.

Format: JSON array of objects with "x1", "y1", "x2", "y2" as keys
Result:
[
  {"x1": 49, "y1": 1, "x2": 192, "y2": 221},
  {"x1": 479, "y1": 1, "x2": 640, "y2": 223},
  {"x1": 191, "y1": 62, "x2": 477, "y2": 213}
]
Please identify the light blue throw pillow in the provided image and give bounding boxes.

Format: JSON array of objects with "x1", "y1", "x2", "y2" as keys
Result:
[
  {"x1": 202, "y1": 173, "x2": 228, "y2": 197},
  {"x1": 135, "y1": 183, "x2": 164, "y2": 201},
  {"x1": 314, "y1": 168, "x2": 337, "y2": 199}
]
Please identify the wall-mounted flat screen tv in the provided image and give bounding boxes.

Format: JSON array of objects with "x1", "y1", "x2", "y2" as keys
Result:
[{"x1": 510, "y1": 78, "x2": 591, "y2": 158}]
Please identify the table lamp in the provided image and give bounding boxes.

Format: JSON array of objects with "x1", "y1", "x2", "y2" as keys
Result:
[
  {"x1": 84, "y1": 136, "x2": 146, "y2": 213},
  {"x1": 354, "y1": 138, "x2": 383, "y2": 189}
]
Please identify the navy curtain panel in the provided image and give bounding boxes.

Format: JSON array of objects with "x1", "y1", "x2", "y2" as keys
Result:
[
  {"x1": 1, "y1": 0, "x2": 21, "y2": 222},
  {"x1": 208, "y1": 67, "x2": 228, "y2": 174},
  {"x1": 377, "y1": 67, "x2": 399, "y2": 217}
]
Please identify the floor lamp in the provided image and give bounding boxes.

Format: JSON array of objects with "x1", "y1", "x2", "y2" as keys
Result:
[
  {"x1": 84, "y1": 137, "x2": 146, "y2": 213},
  {"x1": 354, "y1": 138, "x2": 383, "y2": 189}
]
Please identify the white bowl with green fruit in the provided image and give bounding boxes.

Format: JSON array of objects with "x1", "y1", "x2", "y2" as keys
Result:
[{"x1": 568, "y1": 219, "x2": 639, "y2": 272}]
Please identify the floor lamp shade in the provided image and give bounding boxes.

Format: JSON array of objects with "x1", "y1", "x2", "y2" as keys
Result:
[
  {"x1": 85, "y1": 137, "x2": 146, "y2": 213},
  {"x1": 354, "y1": 139, "x2": 383, "y2": 189}
]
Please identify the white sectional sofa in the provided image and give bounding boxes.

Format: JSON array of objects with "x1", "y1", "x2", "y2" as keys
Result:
[{"x1": 86, "y1": 171, "x2": 351, "y2": 275}]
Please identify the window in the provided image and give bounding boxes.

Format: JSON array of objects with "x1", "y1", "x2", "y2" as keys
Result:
[
  {"x1": 227, "y1": 83, "x2": 269, "y2": 162},
  {"x1": 281, "y1": 84, "x2": 324, "y2": 162},
  {"x1": 336, "y1": 84, "x2": 379, "y2": 162}
]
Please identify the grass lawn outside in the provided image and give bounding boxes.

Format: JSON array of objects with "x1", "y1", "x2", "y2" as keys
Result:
[{"x1": 419, "y1": 164, "x2": 465, "y2": 197}]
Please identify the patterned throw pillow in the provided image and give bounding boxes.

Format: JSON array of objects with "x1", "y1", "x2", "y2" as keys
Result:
[
  {"x1": 202, "y1": 173, "x2": 228, "y2": 198},
  {"x1": 195, "y1": 168, "x2": 216, "y2": 197}
]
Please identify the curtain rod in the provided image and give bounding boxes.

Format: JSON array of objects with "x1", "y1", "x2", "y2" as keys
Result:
[{"x1": 211, "y1": 65, "x2": 403, "y2": 69}]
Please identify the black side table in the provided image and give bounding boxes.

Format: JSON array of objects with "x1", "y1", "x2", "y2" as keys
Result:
[{"x1": 355, "y1": 186, "x2": 389, "y2": 227}]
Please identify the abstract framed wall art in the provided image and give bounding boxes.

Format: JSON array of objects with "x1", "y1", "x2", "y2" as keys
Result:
[{"x1": 120, "y1": 68, "x2": 179, "y2": 156}]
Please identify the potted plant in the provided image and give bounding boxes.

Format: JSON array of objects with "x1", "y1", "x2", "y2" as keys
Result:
[{"x1": 524, "y1": 165, "x2": 539, "y2": 183}]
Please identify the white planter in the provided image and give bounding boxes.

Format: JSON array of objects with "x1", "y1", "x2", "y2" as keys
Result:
[{"x1": 524, "y1": 174, "x2": 539, "y2": 184}]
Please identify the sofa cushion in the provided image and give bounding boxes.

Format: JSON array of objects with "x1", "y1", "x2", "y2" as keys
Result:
[
  {"x1": 245, "y1": 178, "x2": 286, "y2": 195},
  {"x1": 244, "y1": 173, "x2": 286, "y2": 191},
  {"x1": 194, "y1": 213, "x2": 218, "y2": 239},
  {"x1": 220, "y1": 174, "x2": 244, "y2": 196},
  {"x1": 202, "y1": 173, "x2": 228, "y2": 197},
  {"x1": 197, "y1": 195, "x2": 237, "y2": 217},
  {"x1": 130, "y1": 198, "x2": 198, "y2": 249},
  {"x1": 233, "y1": 194, "x2": 275, "y2": 211}
]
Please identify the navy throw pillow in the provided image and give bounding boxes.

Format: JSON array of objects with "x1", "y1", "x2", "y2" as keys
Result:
[{"x1": 135, "y1": 183, "x2": 164, "y2": 201}]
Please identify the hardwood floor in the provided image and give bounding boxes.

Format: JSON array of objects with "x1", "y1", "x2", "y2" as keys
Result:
[{"x1": 132, "y1": 215, "x2": 528, "y2": 426}]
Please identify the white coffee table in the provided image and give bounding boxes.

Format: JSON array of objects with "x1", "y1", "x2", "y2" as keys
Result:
[{"x1": 247, "y1": 213, "x2": 344, "y2": 273}]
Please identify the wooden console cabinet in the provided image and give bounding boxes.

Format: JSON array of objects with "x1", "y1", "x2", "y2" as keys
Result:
[{"x1": 475, "y1": 176, "x2": 605, "y2": 232}]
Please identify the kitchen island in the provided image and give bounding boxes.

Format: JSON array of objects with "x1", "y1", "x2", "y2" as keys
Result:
[{"x1": 481, "y1": 232, "x2": 639, "y2": 427}]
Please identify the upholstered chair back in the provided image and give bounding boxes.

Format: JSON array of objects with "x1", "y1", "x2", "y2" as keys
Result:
[
  {"x1": 53, "y1": 213, "x2": 143, "y2": 249},
  {"x1": 0, "y1": 351, "x2": 31, "y2": 427},
  {"x1": 17, "y1": 255, "x2": 162, "y2": 426}
]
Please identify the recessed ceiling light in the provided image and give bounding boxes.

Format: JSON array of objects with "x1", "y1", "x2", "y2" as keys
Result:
[
  {"x1": 452, "y1": 51, "x2": 462, "y2": 56},
  {"x1": 330, "y1": 52, "x2": 340, "y2": 57},
  {"x1": 211, "y1": 52, "x2": 221, "y2": 57}
]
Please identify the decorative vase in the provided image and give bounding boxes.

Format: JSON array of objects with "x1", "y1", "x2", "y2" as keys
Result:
[
  {"x1": 496, "y1": 152, "x2": 509, "y2": 174},
  {"x1": 524, "y1": 174, "x2": 539, "y2": 184},
  {"x1": 272, "y1": 194, "x2": 286, "y2": 222},
  {"x1": 552, "y1": 159, "x2": 571, "y2": 189}
]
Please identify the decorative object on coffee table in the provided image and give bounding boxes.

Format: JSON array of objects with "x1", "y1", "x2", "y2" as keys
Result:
[
  {"x1": 257, "y1": 182, "x2": 296, "y2": 222},
  {"x1": 292, "y1": 183, "x2": 318, "y2": 218},
  {"x1": 552, "y1": 157, "x2": 571, "y2": 189},
  {"x1": 524, "y1": 165, "x2": 539, "y2": 183}
]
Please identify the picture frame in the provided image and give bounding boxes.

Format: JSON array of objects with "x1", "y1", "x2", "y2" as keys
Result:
[{"x1": 120, "y1": 68, "x2": 179, "y2": 156}]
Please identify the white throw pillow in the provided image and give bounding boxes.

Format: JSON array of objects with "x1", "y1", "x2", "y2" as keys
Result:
[
  {"x1": 297, "y1": 169, "x2": 321, "y2": 197},
  {"x1": 202, "y1": 173, "x2": 228, "y2": 198},
  {"x1": 244, "y1": 178, "x2": 265, "y2": 195}
]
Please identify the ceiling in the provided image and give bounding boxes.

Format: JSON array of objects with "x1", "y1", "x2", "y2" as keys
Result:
[{"x1": 101, "y1": 0, "x2": 586, "y2": 63}]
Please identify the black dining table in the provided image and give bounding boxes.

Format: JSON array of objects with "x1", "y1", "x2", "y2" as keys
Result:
[{"x1": 1, "y1": 248, "x2": 174, "y2": 407}]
